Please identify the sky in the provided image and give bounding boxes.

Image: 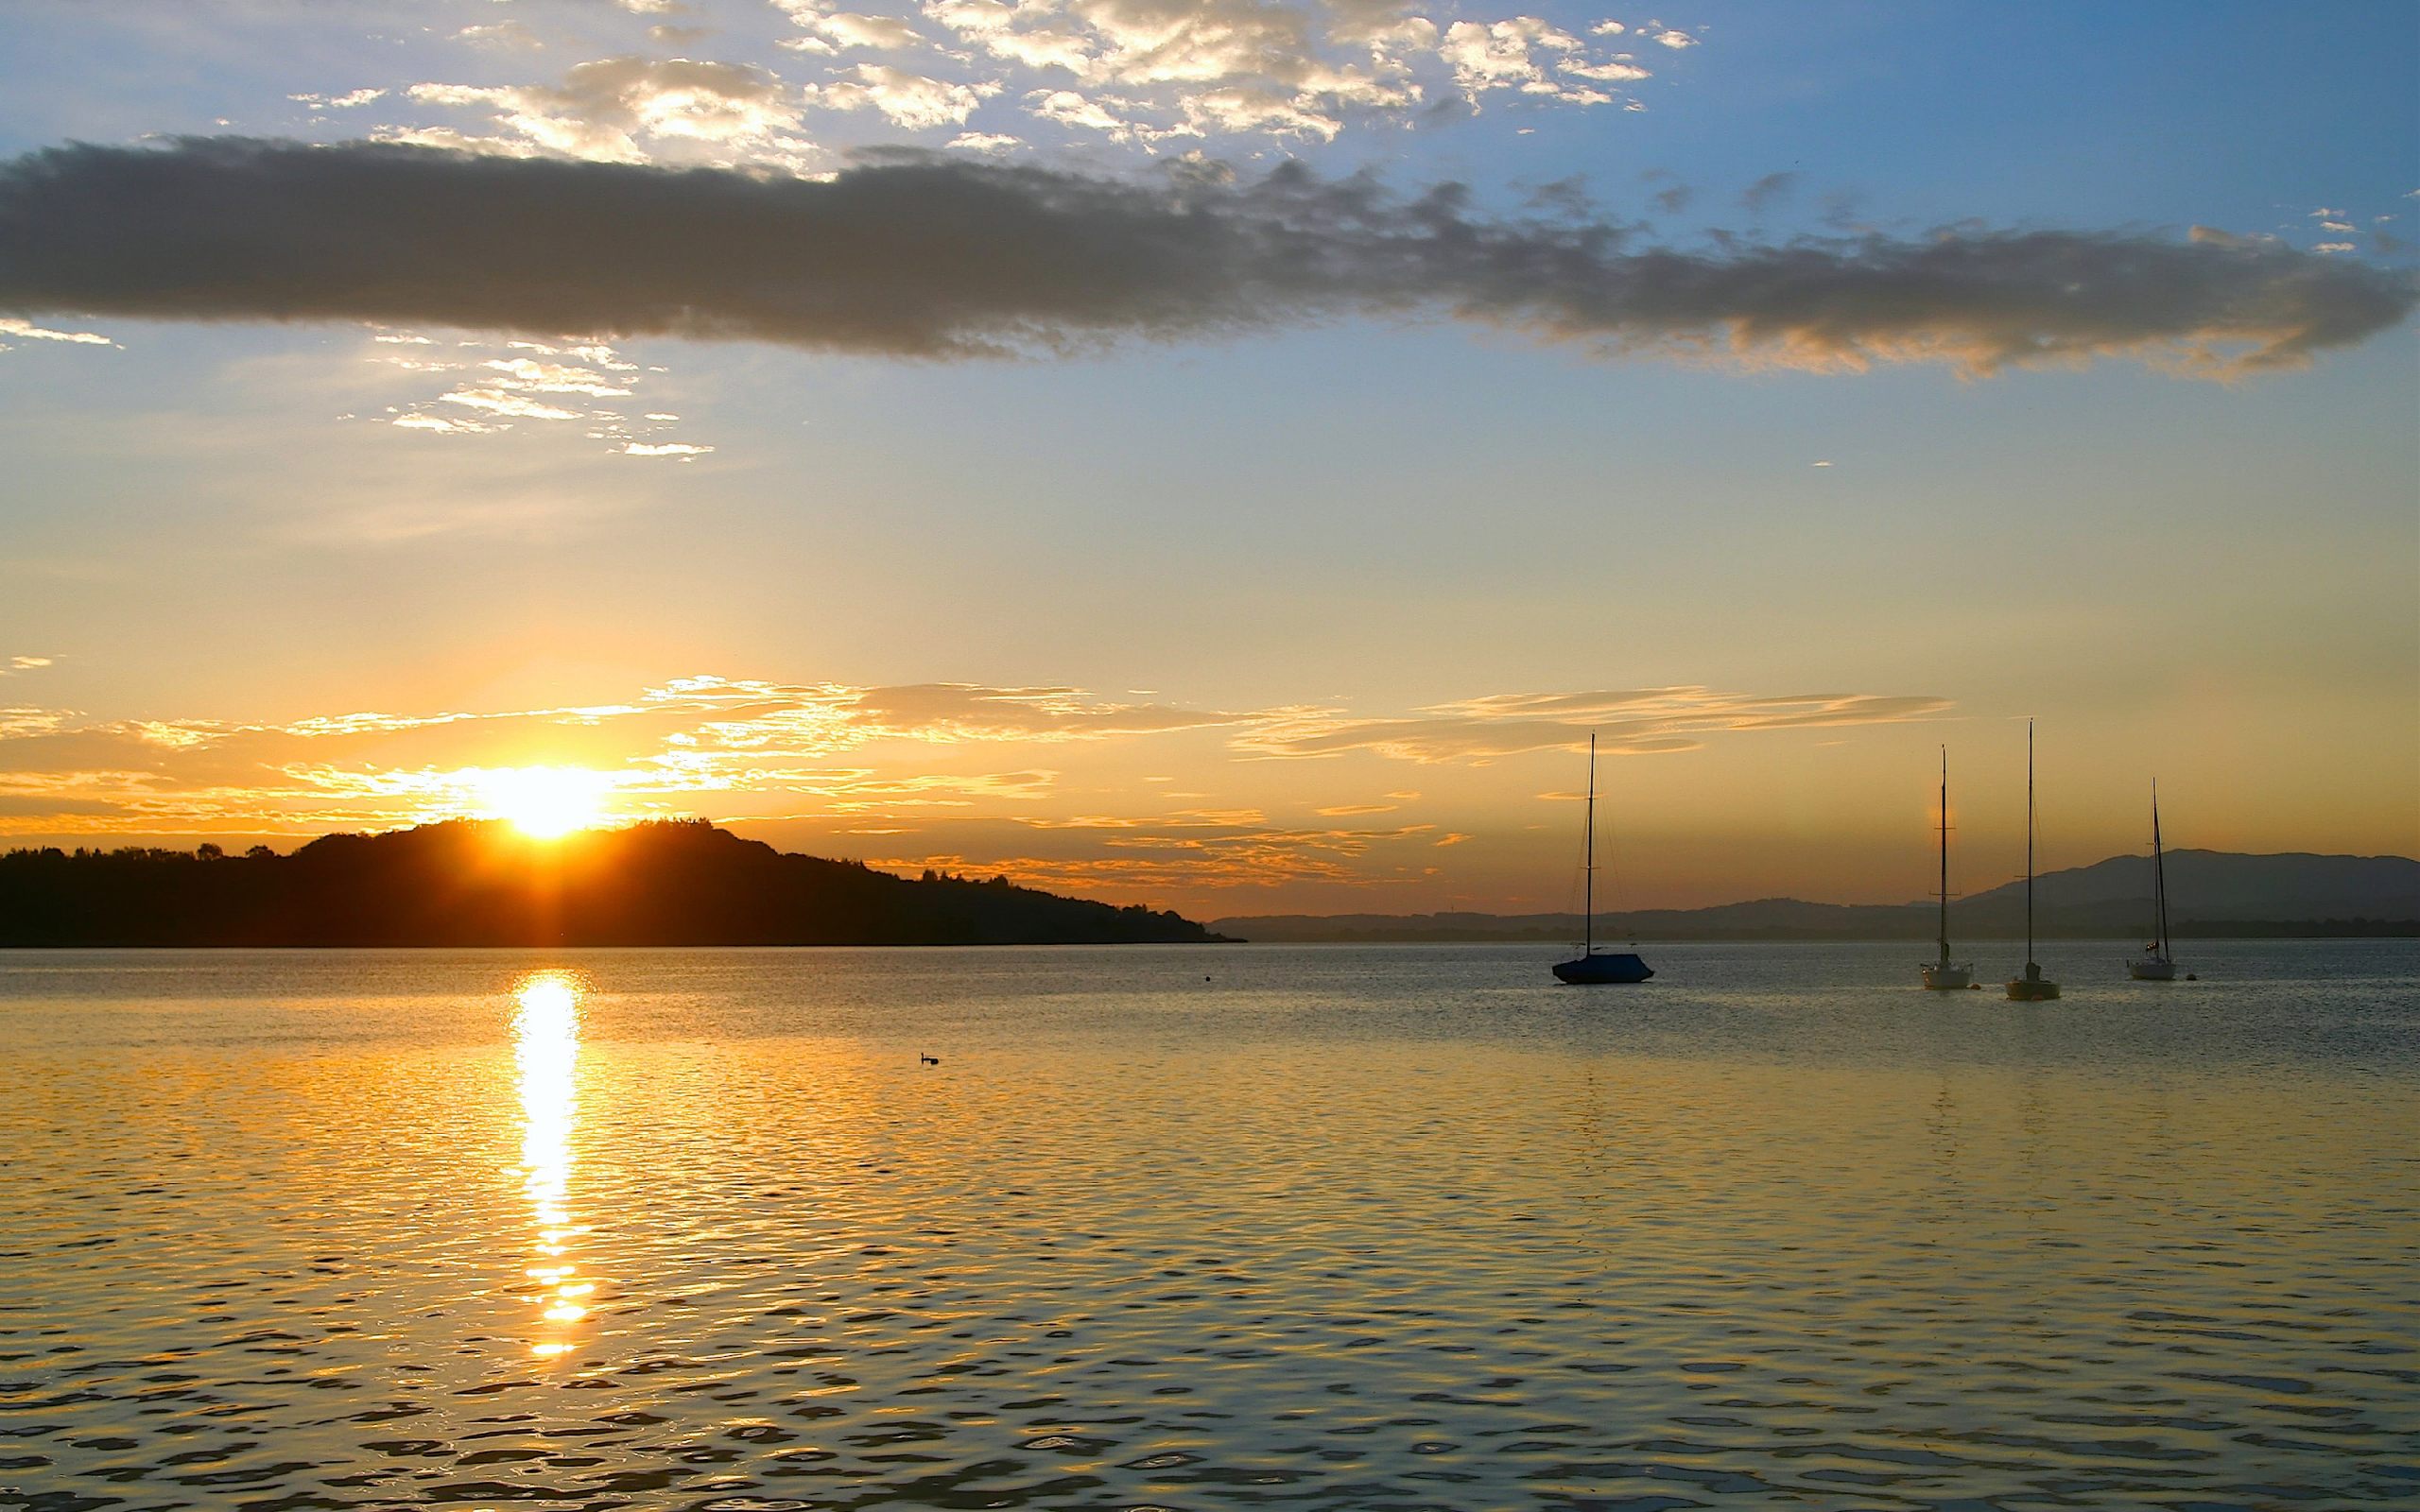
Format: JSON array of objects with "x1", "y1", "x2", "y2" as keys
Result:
[{"x1": 0, "y1": 0, "x2": 2413, "y2": 918}]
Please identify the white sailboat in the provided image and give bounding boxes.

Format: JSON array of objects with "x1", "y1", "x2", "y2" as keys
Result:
[
  {"x1": 2126, "y1": 782, "x2": 2185, "y2": 980},
  {"x1": 2006, "y1": 719, "x2": 2061, "y2": 1001},
  {"x1": 1552, "y1": 733, "x2": 1652, "y2": 985},
  {"x1": 1920, "y1": 746, "x2": 1974, "y2": 989}
]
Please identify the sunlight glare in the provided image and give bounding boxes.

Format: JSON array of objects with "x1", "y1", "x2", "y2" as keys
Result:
[
  {"x1": 512, "y1": 970, "x2": 591, "y2": 1362},
  {"x1": 478, "y1": 765, "x2": 612, "y2": 839}
]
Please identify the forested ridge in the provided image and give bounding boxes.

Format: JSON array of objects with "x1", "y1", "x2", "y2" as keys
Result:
[{"x1": 0, "y1": 818, "x2": 1227, "y2": 947}]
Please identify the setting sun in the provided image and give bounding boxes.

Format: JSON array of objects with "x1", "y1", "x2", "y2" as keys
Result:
[{"x1": 476, "y1": 766, "x2": 613, "y2": 839}]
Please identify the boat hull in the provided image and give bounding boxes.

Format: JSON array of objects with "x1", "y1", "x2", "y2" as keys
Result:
[
  {"x1": 2127, "y1": 955, "x2": 2179, "y2": 981},
  {"x1": 1920, "y1": 962, "x2": 1974, "y2": 990},
  {"x1": 1554, "y1": 952, "x2": 1652, "y2": 985},
  {"x1": 2006, "y1": 976, "x2": 2061, "y2": 1001}
]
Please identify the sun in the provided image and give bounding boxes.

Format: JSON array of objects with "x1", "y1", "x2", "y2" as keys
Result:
[{"x1": 475, "y1": 765, "x2": 614, "y2": 839}]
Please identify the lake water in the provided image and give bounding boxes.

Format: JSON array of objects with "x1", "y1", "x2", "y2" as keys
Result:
[{"x1": 3, "y1": 941, "x2": 2415, "y2": 1511}]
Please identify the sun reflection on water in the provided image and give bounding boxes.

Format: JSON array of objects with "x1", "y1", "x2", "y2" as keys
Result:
[{"x1": 511, "y1": 971, "x2": 590, "y2": 1360}]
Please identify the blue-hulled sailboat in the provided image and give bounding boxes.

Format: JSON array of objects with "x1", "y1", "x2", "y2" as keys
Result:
[{"x1": 1553, "y1": 733, "x2": 1652, "y2": 985}]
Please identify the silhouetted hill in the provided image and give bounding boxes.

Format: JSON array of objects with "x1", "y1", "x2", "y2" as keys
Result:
[
  {"x1": 0, "y1": 819, "x2": 1228, "y2": 947},
  {"x1": 1213, "y1": 850, "x2": 2420, "y2": 942},
  {"x1": 1959, "y1": 850, "x2": 2419, "y2": 921}
]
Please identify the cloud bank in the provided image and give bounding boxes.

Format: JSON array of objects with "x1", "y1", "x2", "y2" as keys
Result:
[
  {"x1": 3, "y1": 137, "x2": 2411, "y2": 373},
  {"x1": 0, "y1": 674, "x2": 1952, "y2": 837},
  {"x1": 775, "y1": 0, "x2": 1657, "y2": 144}
]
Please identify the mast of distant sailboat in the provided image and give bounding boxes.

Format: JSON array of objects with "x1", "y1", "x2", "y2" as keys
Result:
[
  {"x1": 1550, "y1": 733, "x2": 1652, "y2": 984},
  {"x1": 1936, "y1": 747, "x2": 1952, "y2": 968},
  {"x1": 2026, "y1": 725, "x2": 2035, "y2": 970},
  {"x1": 1920, "y1": 747, "x2": 1972, "y2": 989},
  {"x1": 2151, "y1": 781, "x2": 2168, "y2": 959},
  {"x1": 2006, "y1": 718, "x2": 2060, "y2": 999},
  {"x1": 1582, "y1": 732, "x2": 1595, "y2": 958}
]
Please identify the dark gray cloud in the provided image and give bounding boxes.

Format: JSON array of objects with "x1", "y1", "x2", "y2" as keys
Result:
[
  {"x1": 1741, "y1": 170, "x2": 1797, "y2": 214},
  {"x1": 2, "y1": 136, "x2": 2411, "y2": 374}
]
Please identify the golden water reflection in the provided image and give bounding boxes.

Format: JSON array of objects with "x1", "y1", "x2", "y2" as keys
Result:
[{"x1": 511, "y1": 971, "x2": 590, "y2": 1360}]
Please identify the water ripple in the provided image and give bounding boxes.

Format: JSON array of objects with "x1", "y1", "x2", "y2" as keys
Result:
[{"x1": 2, "y1": 941, "x2": 2414, "y2": 1508}]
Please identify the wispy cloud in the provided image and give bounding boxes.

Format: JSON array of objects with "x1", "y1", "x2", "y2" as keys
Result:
[
  {"x1": 291, "y1": 88, "x2": 389, "y2": 111},
  {"x1": 655, "y1": 677, "x2": 1253, "y2": 748},
  {"x1": 1440, "y1": 18, "x2": 1617, "y2": 106},
  {"x1": 867, "y1": 816, "x2": 1452, "y2": 893},
  {"x1": 456, "y1": 21, "x2": 544, "y2": 50},
  {"x1": 890, "y1": 0, "x2": 1662, "y2": 145},
  {"x1": 4, "y1": 139, "x2": 2408, "y2": 376},
  {"x1": 1238, "y1": 688, "x2": 1954, "y2": 763},
  {"x1": 810, "y1": 64, "x2": 1001, "y2": 129},
  {"x1": 479, "y1": 356, "x2": 634, "y2": 395},
  {"x1": 1741, "y1": 169, "x2": 1796, "y2": 213},
  {"x1": 0, "y1": 316, "x2": 116, "y2": 350},
  {"x1": 391, "y1": 412, "x2": 502, "y2": 435},
  {"x1": 355, "y1": 330, "x2": 710, "y2": 456},
  {"x1": 778, "y1": 4, "x2": 926, "y2": 53},
  {"x1": 404, "y1": 57, "x2": 820, "y2": 166},
  {"x1": 438, "y1": 387, "x2": 584, "y2": 421}
]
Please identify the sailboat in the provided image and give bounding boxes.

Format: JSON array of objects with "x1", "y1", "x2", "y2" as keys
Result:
[
  {"x1": 1552, "y1": 733, "x2": 1652, "y2": 985},
  {"x1": 1919, "y1": 746, "x2": 1974, "y2": 989},
  {"x1": 2126, "y1": 782, "x2": 2183, "y2": 980},
  {"x1": 2006, "y1": 719, "x2": 2061, "y2": 1001}
]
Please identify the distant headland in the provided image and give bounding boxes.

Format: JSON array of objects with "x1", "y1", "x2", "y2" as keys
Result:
[
  {"x1": 1214, "y1": 850, "x2": 2420, "y2": 943},
  {"x1": 0, "y1": 818, "x2": 1230, "y2": 948}
]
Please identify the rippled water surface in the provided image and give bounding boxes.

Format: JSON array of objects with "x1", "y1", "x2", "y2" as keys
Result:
[{"x1": 4, "y1": 941, "x2": 2416, "y2": 1510}]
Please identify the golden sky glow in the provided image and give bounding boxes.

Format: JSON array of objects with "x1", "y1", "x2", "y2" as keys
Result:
[
  {"x1": 0, "y1": 3, "x2": 2411, "y2": 916},
  {"x1": 0, "y1": 666, "x2": 2411, "y2": 915}
]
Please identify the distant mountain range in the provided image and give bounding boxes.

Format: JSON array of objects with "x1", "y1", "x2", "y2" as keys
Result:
[
  {"x1": 0, "y1": 819, "x2": 1228, "y2": 948},
  {"x1": 1212, "y1": 850, "x2": 2420, "y2": 942}
]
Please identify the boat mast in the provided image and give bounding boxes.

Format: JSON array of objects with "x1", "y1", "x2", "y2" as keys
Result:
[
  {"x1": 1583, "y1": 733, "x2": 1596, "y2": 957},
  {"x1": 2025, "y1": 719, "x2": 2036, "y2": 970},
  {"x1": 1937, "y1": 746, "x2": 1951, "y2": 967},
  {"x1": 2151, "y1": 781, "x2": 2167, "y2": 955}
]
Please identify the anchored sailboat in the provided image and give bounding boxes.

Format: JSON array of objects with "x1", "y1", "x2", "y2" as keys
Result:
[
  {"x1": 2006, "y1": 719, "x2": 2061, "y2": 1001},
  {"x1": 1920, "y1": 747, "x2": 1974, "y2": 989},
  {"x1": 1552, "y1": 733, "x2": 1652, "y2": 985},
  {"x1": 2127, "y1": 782, "x2": 2184, "y2": 980}
]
